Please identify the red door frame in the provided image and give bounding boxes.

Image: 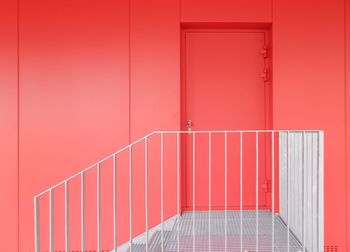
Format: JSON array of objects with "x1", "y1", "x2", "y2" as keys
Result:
[{"x1": 179, "y1": 24, "x2": 273, "y2": 213}]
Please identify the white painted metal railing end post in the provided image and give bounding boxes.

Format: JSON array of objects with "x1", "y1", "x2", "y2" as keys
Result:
[
  {"x1": 34, "y1": 196, "x2": 40, "y2": 252},
  {"x1": 318, "y1": 131, "x2": 324, "y2": 252}
]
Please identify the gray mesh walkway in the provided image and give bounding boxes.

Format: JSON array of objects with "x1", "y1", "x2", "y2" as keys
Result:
[{"x1": 132, "y1": 210, "x2": 304, "y2": 252}]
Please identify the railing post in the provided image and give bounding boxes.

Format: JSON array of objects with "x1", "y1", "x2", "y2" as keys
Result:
[
  {"x1": 49, "y1": 189, "x2": 54, "y2": 252},
  {"x1": 97, "y1": 163, "x2": 101, "y2": 252},
  {"x1": 129, "y1": 146, "x2": 133, "y2": 252},
  {"x1": 192, "y1": 132, "x2": 196, "y2": 252},
  {"x1": 34, "y1": 196, "x2": 40, "y2": 252},
  {"x1": 318, "y1": 131, "x2": 324, "y2": 252},
  {"x1": 302, "y1": 131, "x2": 306, "y2": 252},
  {"x1": 65, "y1": 181, "x2": 69, "y2": 252},
  {"x1": 177, "y1": 132, "x2": 180, "y2": 252},
  {"x1": 81, "y1": 172, "x2": 85, "y2": 252},
  {"x1": 271, "y1": 132, "x2": 275, "y2": 252},
  {"x1": 224, "y1": 131, "x2": 227, "y2": 252},
  {"x1": 161, "y1": 132, "x2": 164, "y2": 252},
  {"x1": 208, "y1": 132, "x2": 212, "y2": 252},
  {"x1": 287, "y1": 131, "x2": 290, "y2": 252},
  {"x1": 256, "y1": 132, "x2": 259, "y2": 251},
  {"x1": 240, "y1": 132, "x2": 243, "y2": 251},
  {"x1": 145, "y1": 138, "x2": 149, "y2": 252},
  {"x1": 113, "y1": 154, "x2": 117, "y2": 250}
]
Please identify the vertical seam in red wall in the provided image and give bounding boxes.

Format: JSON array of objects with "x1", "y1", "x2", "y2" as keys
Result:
[
  {"x1": 344, "y1": 0, "x2": 350, "y2": 251},
  {"x1": 271, "y1": 0, "x2": 274, "y2": 130},
  {"x1": 128, "y1": 0, "x2": 131, "y2": 143},
  {"x1": 179, "y1": 0, "x2": 182, "y2": 132},
  {"x1": 17, "y1": 0, "x2": 20, "y2": 250}
]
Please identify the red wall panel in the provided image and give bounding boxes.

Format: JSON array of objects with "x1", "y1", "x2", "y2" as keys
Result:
[
  {"x1": 129, "y1": 0, "x2": 180, "y2": 239},
  {"x1": 0, "y1": 0, "x2": 18, "y2": 251},
  {"x1": 19, "y1": 0, "x2": 129, "y2": 250},
  {"x1": 180, "y1": 0, "x2": 272, "y2": 23},
  {"x1": 273, "y1": 0, "x2": 347, "y2": 249},
  {"x1": 130, "y1": 0, "x2": 180, "y2": 140}
]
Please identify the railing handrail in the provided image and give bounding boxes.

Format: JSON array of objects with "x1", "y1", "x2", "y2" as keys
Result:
[{"x1": 34, "y1": 129, "x2": 322, "y2": 198}]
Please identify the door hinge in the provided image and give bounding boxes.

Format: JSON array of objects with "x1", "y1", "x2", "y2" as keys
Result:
[
  {"x1": 260, "y1": 46, "x2": 268, "y2": 58},
  {"x1": 260, "y1": 68, "x2": 269, "y2": 82},
  {"x1": 262, "y1": 179, "x2": 269, "y2": 193}
]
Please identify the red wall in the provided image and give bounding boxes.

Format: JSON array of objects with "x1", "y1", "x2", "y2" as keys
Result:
[
  {"x1": 130, "y1": 0, "x2": 180, "y2": 241},
  {"x1": 0, "y1": 0, "x2": 350, "y2": 251},
  {"x1": 0, "y1": 0, "x2": 18, "y2": 251},
  {"x1": 273, "y1": 1, "x2": 347, "y2": 250},
  {"x1": 19, "y1": 0, "x2": 130, "y2": 250}
]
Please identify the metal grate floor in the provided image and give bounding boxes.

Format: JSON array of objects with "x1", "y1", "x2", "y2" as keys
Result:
[{"x1": 137, "y1": 210, "x2": 304, "y2": 252}]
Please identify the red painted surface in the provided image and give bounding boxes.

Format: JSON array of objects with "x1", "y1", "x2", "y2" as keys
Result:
[
  {"x1": 19, "y1": 0, "x2": 130, "y2": 250},
  {"x1": 346, "y1": 0, "x2": 350, "y2": 250},
  {"x1": 180, "y1": 0, "x2": 272, "y2": 23},
  {"x1": 0, "y1": 0, "x2": 349, "y2": 251},
  {"x1": 273, "y1": 0, "x2": 347, "y2": 250},
  {"x1": 182, "y1": 29, "x2": 270, "y2": 210},
  {"x1": 0, "y1": 0, "x2": 18, "y2": 251},
  {"x1": 129, "y1": 0, "x2": 180, "y2": 240}
]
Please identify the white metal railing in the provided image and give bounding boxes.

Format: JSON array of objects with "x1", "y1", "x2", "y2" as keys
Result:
[{"x1": 33, "y1": 130, "x2": 324, "y2": 252}]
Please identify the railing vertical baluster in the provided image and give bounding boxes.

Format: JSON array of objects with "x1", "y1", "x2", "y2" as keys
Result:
[
  {"x1": 311, "y1": 133, "x2": 314, "y2": 251},
  {"x1": 287, "y1": 131, "x2": 290, "y2": 251},
  {"x1": 34, "y1": 197, "x2": 40, "y2": 252},
  {"x1": 256, "y1": 132, "x2": 259, "y2": 251},
  {"x1": 145, "y1": 138, "x2": 149, "y2": 252},
  {"x1": 113, "y1": 154, "x2": 117, "y2": 250},
  {"x1": 49, "y1": 189, "x2": 54, "y2": 252},
  {"x1": 161, "y1": 132, "x2": 164, "y2": 252},
  {"x1": 318, "y1": 131, "x2": 324, "y2": 252},
  {"x1": 208, "y1": 132, "x2": 212, "y2": 252},
  {"x1": 177, "y1": 133, "x2": 180, "y2": 252},
  {"x1": 302, "y1": 132, "x2": 306, "y2": 252},
  {"x1": 129, "y1": 146, "x2": 133, "y2": 252},
  {"x1": 81, "y1": 172, "x2": 85, "y2": 252},
  {"x1": 65, "y1": 181, "x2": 69, "y2": 252},
  {"x1": 192, "y1": 132, "x2": 196, "y2": 252},
  {"x1": 224, "y1": 131, "x2": 227, "y2": 252},
  {"x1": 240, "y1": 132, "x2": 243, "y2": 251},
  {"x1": 97, "y1": 163, "x2": 101, "y2": 252},
  {"x1": 271, "y1": 132, "x2": 275, "y2": 252}
]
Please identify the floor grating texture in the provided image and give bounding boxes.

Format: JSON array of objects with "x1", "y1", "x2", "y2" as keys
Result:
[{"x1": 131, "y1": 210, "x2": 304, "y2": 252}]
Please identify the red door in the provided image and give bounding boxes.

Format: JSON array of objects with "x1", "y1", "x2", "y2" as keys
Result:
[{"x1": 182, "y1": 29, "x2": 270, "y2": 211}]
